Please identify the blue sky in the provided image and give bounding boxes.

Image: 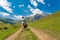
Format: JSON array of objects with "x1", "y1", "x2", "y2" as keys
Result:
[{"x1": 0, "y1": 0, "x2": 60, "y2": 19}]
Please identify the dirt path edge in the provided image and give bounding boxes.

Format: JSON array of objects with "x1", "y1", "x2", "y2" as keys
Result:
[
  {"x1": 5, "y1": 28, "x2": 23, "y2": 40},
  {"x1": 29, "y1": 27, "x2": 56, "y2": 40}
]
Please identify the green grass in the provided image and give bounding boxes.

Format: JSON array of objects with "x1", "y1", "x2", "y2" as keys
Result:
[
  {"x1": 0, "y1": 27, "x2": 20, "y2": 40},
  {"x1": 29, "y1": 11, "x2": 60, "y2": 40},
  {"x1": 0, "y1": 22, "x2": 21, "y2": 40},
  {"x1": 17, "y1": 29, "x2": 39, "y2": 40}
]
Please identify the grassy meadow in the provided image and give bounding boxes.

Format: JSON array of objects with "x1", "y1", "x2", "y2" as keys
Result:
[
  {"x1": 0, "y1": 22, "x2": 20, "y2": 40},
  {"x1": 0, "y1": 21, "x2": 38, "y2": 40},
  {"x1": 29, "y1": 11, "x2": 60, "y2": 40}
]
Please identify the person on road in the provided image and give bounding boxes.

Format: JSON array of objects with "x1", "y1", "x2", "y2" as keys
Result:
[{"x1": 21, "y1": 16, "x2": 27, "y2": 29}]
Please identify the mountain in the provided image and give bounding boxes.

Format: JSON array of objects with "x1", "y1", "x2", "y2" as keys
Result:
[
  {"x1": 0, "y1": 17, "x2": 17, "y2": 24},
  {"x1": 0, "y1": 12, "x2": 49, "y2": 24},
  {"x1": 26, "y1": 12, "x2": 49, "y2": 23},
  {"x1": 34, "y1": 12, "x2": 50, "y2": 20}
]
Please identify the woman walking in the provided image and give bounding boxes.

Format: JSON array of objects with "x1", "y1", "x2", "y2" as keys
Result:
[{"x1": 21, "y1": 16, "x2": 27, "y2": 29}]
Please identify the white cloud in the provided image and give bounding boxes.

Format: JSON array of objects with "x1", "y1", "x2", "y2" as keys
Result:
[
  {"x1": 32, "y1": 8, "x2": 43, "y2": 15},
  {"x1": 30, "y1": 0, "x2": 45, "y2": 7},
  {"x1": 0, "y1": 12, "x2": 10, "y2": 17},
  {"x1": 48, "y1": 4, "x2": 50, "y2": 6},
  {"x1": 30, "y1": 0, "x2": 38, "y2": 7},
  {"x1": 28, "y1": 5, "x2": 43, "y2": 16},
  {"x1": 28, "y1": 5, "x2": 32, "y2": 9},
  {"x1": 13, "y1": 6, "x2": 15, "y2": 8},
  {"x1": 19, "y1": 4, "x2": 24, "y2": 7},
  {"x1": 37, "y1": 0, "x2": 45, "y2": 4},
  {"x1": 28, "y1": 5, "x2": 34, "y2": 12},
  {"x1": 13, "y1": 15, "x2": 22, "y2": 20},
  {"x1": 24, "y1": 10, "x2": 30, "y2": 13},
  {"x1": 30, "y1": 8, "x2": 43, "y2": 16},
  {"x1": 48, "y1": 13, "x2": 51, "y2": 15},
  {"x1": 0, "y1": 0, "x2": 13, "y2": 13}
]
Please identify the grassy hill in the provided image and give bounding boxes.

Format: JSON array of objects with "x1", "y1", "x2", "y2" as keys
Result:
[
  {"x1": 0, "y1": 18, "x2": 38, "y2": 40},
  {"x1": 0, "y1": 21, "x2": 20, "y2": 40},
  {"x1": 29, "y1": 11, "x2": 60, "y2": 40}
]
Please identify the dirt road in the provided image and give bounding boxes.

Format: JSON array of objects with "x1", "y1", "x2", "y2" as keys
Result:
[
  {"x1": 29, "y1": 27, "x2": 56, "y2": 40},
  {"x1": 5, "y1": 27, "x2": 56, "y2": 40},
  {"x1": 5, "y1": 28, "x2": 23, "y2": 40}
]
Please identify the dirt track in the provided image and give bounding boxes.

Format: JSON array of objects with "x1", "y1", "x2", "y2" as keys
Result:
[
  {"x1": 5, "y1": 28, "x2": 23, "y2": 40},
  {"x1": 5, "y1": 27, "x2": 56, "y2": 40},
  {"x1": 29, "y1": 27, "x2": 56, "y2": 40}
]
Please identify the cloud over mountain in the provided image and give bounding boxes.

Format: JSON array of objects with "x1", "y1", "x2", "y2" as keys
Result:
[
  {"x1": 28, "y1": 5, "x2": 43, "y2": 16},
  {"x1": 13, "y1": 15, "x2": 22, "y2": 20},
  {"x1": 0, "y1": 12, "x2": 10, "y2": 17}
]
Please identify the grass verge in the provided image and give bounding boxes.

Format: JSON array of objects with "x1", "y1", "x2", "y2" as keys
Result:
[
  {"x1": 29, "y1": 11, "x2": 60, "y2": 40},
  {"x1": 0, "y1": 27, "x2": 20, "y2": 40},
  {"x1": 17, "y1": 28, "x2": 39, "y2": 40}
]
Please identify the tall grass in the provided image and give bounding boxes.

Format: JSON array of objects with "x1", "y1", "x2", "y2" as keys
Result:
[
  {"x1": 0, "y1": 22, "x2": 21, "y2": 40},
  {"x1": 29, "y1": 11, "x2": 60, "y2": 40}
]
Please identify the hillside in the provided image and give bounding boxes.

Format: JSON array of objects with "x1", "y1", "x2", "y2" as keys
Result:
[
  {"x1": 29, "y1": 11, "x2": 60, "y2": 40},
  {"x1": 0, "y1": 17, "x2": 17, "y2": 24},
  {"x1": 26, "y1": 13, "x2": 48, "y2": 23},
  {"x1": 0, "y1": 19, "x2": 20, "y2": 40}
]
